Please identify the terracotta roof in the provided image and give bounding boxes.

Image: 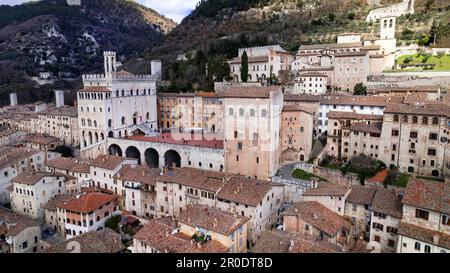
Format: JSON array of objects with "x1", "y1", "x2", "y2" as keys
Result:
[
  {"x1": 283, "y1": 201, "x2": 352, "y2": 236},
  {"x1": 346, "y1": 185, "x2": 377, "y2": 205},
  {"x1": 46, "y1": 157, "x2": 78, "y2": 171},
  {"x1": 0, "y1": 208, "x2": 39, "y2": 237},
  {"x1": 0, "y1": 147, "x2": 41, "y2": 169},
  {"x1": 157, "y1": 167, "x2": 226, "y2": 192},
  {"x1": 303, "y1": 183, "x2": 350, "y2": 197},
  {"x1": 217, "y1": 176, "x2": 282, "y2": 207},
  {"x1": 334, "y1": 51, "x2": 368, "y2": 57},
  {"x1": 133, "y1": 219, "x2": 228, "y2": 253},
  {"x1": 222, "y1": 86, "x2": 281, "y2": 98},
  {"x1": 69, "y1": 161, "x2": 91, "y2": 174},
  {"x1": 116, "y1": 165, "x2": 160, "y2": 186},
  {"x1": 90, "y1": 155, "x2": 127, "y2": 170},
  {"x1": 58, "y1": 192, "x2": 117, "y2": 214},
  {"x1": 284, "y1": 94, "x2": 321, "y2": 102},
  {"x1": 43, "y1": 194, "x2": 77, "y2": 211},
  {"x1": 327, "y1": 111, "x2": 383, "y2": 121},
  {"x1": 297, "y1": 72, "x2": 328, "y2": 77},
  {"x1": 22, "y1": 133, "x2": 60, "y2": 146},
  {"x1": 39, "y1": 105, "x2": 78, "y2": 117},
  {"x1": 282, "y1": 105, "x2": 314, "y2": 114},
  {"x1": 12, "y1": 171, "x2": 63, "y2": 186},
  {"x1": 229, "y1": 55, "x2": 269, "y2": 64},
  {"x1": 126, "y1": 132, "x2": 223, "y2": 149},
  {"x1": 320, "y1": 95, "x2": 388, "y2": 107},
  {"x1": 372, "y1": 188, "x2": 403, "y2": 218},
  {"x1": 288, "y1": 237, "x2": 339, "y2": 253},
  {"x1": 179, "y1": 204, "x2": 249, "y2": 236},
  {"x1": 44, "y1": 228, "x2": 124, "y2": 253},
  {"x1": 253, "y1": 230, "x2": 339, "y2": 253},
  {"x1": 299, "y1": 42, "x2": 362, "y2": 50},
  {"x1": 402, "y1": 179, "x2": 449, "y2": 214},
  {"x1": 384, "y1": 103, "x2": 450, "y2": 117},
  {"x1": 78, "y1": 86, "x2": 111, "y2": 93},
  {"x1": 368, "y1": 86, "x2": 441, "y2": 94},
  {"x1": 350, "y1": 122, "x2": 382, "y2": 134},
  {"x1": 398, "y1": 222, "x2": 450, "y2": 250}
]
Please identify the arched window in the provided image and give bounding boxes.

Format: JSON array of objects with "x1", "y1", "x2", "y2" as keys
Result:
[
  {"x1": 229, "y1": 108, "x2": 234, "y2": 116},
  {"x1": 121, "y1": 117, "x2": 126, "y2": 125},
  {"x1": 116, "y1": 90, "x2": 119, "y2": 97},
  {"x1": 384, "y1": 19, "x2": 388, "y2": 28},
  {"x1": 412, "y1": 116, "x2": 418, "y2": 123},
  {"x1": 239, "y1": 108, "x2": 244, "y2": 117},
  {"x1": 108, "y1": 119, "x2": 112, "y2": 128},
  {"x1": 146, "y1": 112, "x2": 150, "y2": 120},
  {"x1": 93, "y1": 121, "x2": 97, "y2": 128},
  {"x1": 389, "y1": 19, "x2": 393, "y2": 28},
  {"x1": 250, "y1": 109, "x2": 255, "y2": 117},
  {"x1": 414, "y1": 242, "x2": 421, "y2": 251},
  {"x1": 423, "y1": 117, "x2": 428, "y2": 124},
  {"x1": 261, "y1": 109, "x2": 267, "y2": 118},
  {"x1": 424, "y1": 245, "x2": 431, "y2": 253},
  {"x1": 121, "y1": 90, "x2": 125, "y2": 97},
  {"x1": 393, "y1": 115, "x2": 399, "y2": 122},
  {"x1": 432, "y1": 117, "x2": 439, "y2": 125}
]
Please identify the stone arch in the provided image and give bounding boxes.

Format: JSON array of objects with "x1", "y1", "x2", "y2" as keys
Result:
[
  {"x1": 108, "y1": 144, "x2": 122, "y2": 157},
  {"x1": 164, "y1": 150, "x2": 181, "y2": 168},
  {"x1": 431, "y1": 170, "x2": 440, "y2": 177},
  {"x1": 145, "y1": 148, "x2": 159, "y2": 168},
  {"x1": 408, "y1": 166, "x2": 414, "y2": 173},
  {"x1": 94, "y1": 132, "x2": 99, "y2": 143},
  {"x1": 108, "y1": 131, "x2": 114, "y2": 138},
  {"x1": 126, "y1": 146, "x2": 141, "y2": 164},
  {"x1": 300, "y1": 154, "x2": 305, "y2": 161}
]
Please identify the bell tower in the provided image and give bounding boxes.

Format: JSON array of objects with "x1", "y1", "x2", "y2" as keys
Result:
[
  {"x1": 104, "y1": 51, "x2": 117, "y2": 78},
  {"x1": 380, "y1": 16, "x2": 396, "y2": 40}
]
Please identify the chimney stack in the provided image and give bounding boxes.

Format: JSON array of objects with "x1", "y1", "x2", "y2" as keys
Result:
[
  {"x1": 10, "y1": 93, "x2": 18, "y2": 106},
  {"x1": 55, "y1": 90, "x2": 65, "y2": 108}
]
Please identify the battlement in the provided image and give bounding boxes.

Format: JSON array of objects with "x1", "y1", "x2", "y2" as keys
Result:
[
  {"x1": 103, "y1": 51, "x2": 116, "y2": 56},
  {"x1": 82, "y1": 74, "x2": 106, "y2": 80}
]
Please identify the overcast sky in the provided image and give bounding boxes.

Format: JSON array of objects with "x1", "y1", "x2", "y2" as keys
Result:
[{"x1": 0, "y1": 0, "x2": 199, "y2": 23}]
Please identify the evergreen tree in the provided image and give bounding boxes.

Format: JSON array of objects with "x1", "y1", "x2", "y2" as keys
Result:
[{"x1": 241, "y1": 51, "x2": 248, "y2": 83}]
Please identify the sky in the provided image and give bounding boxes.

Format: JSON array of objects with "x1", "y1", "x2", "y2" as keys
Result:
[{"x1": 0, "y1": 0, "x2": 199, "y2": 23}]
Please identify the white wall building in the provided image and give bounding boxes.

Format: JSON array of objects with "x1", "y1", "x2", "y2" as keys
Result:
[{"x1": 78, "y1": 51, "x2": 160, "y2": 160}]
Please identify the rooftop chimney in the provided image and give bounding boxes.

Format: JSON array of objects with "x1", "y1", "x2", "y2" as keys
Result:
[
  {"x1": 10, "y1": 93, "x2": 18, "y2": 106},
  {"x1": 55, "y1": 90, "x2": 65, "y2": 108}
]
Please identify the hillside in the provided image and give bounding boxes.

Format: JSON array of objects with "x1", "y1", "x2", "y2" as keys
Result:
[
  {"x1": 142, "y1": 0, "x2": 449, "y2": 92},
  {"x1": 0, "y1": 0, "x2": 176, "y2": 106}
]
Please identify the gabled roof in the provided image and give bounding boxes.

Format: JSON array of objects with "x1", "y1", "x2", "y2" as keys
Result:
[
  {"x1": 179, "y1": 204, "x2": 249, "y2": 236},
  {"x1": 283, "y1": 201, "x2": 352, "y2": 236},
  {"x1": 44, "y1": 228, "x2": 124, "y2": 253},
  {"x1": 402, "y1": 179, "x2": 449, "y2": 214}
]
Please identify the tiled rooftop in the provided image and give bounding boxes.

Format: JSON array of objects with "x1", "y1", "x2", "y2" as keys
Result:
[
  {"x1": 44, "y1": 228, "x2": 124, "y2": 253},
  {"x1": 58, "y1": 192, "x2": 117, "y2": 214},
  {"x1": 179, "y1": 204, "x2": 249, "y2": 236},
  {"x1": 402, "y1": 179, "x2": 449, "y2": 214},
  {"x1": 283, "y1": 201, "x2": 352, "y2": 236},
  {"x1": 125, "y1": 133, "x2": 224, "y2": 149}
]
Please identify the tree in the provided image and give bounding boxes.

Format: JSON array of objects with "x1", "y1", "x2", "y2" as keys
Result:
[
  {"x1": 105, "y1": 215, "x2": 122, "y2": 232},
  {"x1": 240, "y1": 51, "x2": 248, "y2": 83},
  {"x1": 354, "y1": 83, "x2": 367, "y2": 95}
]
